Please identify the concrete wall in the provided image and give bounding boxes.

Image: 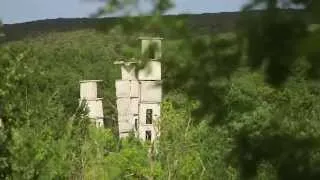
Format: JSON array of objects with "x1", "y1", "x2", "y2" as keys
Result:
[
  {"x1": 140, "y1": 38, "x2": 163, "y2": 60},
  {"x1": 138, "y1": 126, "x2": 157, "y2": 142},
  {"x1": 80, "y1": 80, "x2": 99, "y2": 99},
  {"x1": 130, "y1": 98, "x2": 139, "y2": 115},
  {"x1": 140, "y1": 81, "x2": 162, "y2": 103},
  {"x1": 130, "y1": 81, "x2": 140, "y2": 97},
  {"x1": 86, "y1": 99, "x2": 104, "y2": 119},
  {"x1": 115, "y1": 37, "x2": 163, "y2": 141},
  {"x1": 138, "y1": 103, "x2": 160, "y2": 141},
  {"x1": 139, "y1": 103, "x2": 161, "y2": 125},
  {"x1": 116, "y1": 80, "x2": 140, "y2": 98},
  {"x1": 121, "y1": 65, "x2": 137, "y2": 80},
  {"x1": 115, "y1": 80, "x2": 130, "y2": 98},
  {"x1": 116, "y1": 81, "x2": 140, "y2": 135},
  {"x1": 118, "y1": 114, "x2": 130, "y2": 123},
  {"x1": 79, "y1": 80, "x2": 104, "y2": 128},
  {"x1": 138, "y1": 61, "x2": 161, "y2": 81},
  {"x1": 118, "y1": 121, "x2": 133, "y2": 132},
  {"x1": 116, "y1": 98, "x2": 130, "y2": 116}
]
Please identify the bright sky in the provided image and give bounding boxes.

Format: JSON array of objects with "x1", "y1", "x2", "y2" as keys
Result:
[{"x1": 0, "y1": 0, "x2": 248, "y2": 24}]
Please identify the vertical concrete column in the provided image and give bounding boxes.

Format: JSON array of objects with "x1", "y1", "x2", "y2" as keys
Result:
[
  {"x1": 79, "y1": 80, "x2": 104, "y2": 128},
  {"x1": 137, "y1": 37, "x2": 163, "y2": 142},
  {"x1": 139, "y1": 37, "x2": 163, "y2": 60},
  {"x1": 114, "y1": 37, "x2": 164, "y2": 141},
  {"x1": 114, "y1": 61, "x2": 140, "y2": 137}
]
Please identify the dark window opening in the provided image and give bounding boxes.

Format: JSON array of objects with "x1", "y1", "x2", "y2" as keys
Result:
[
  {"x1": 148, "y1": 43, "x2": 158, "y2": 59},
  {"x1": 134, "y1": 118, "x2": 138, "y2": 130},
  {"x1": 146, "y1": 109, "x2": 153, "y2": 124},
  {"x1": 145, "y1": 130, "x2": 152, "y2": 141},
  {"x1": 148, "y1": 46, "x2": 155, "y2": 59}
]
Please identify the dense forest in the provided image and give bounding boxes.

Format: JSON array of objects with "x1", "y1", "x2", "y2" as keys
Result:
[
  {"x1": 1, "y1": 0, "x2": 320, "y2": 179},
  {"x1": 1, "y1": 9, "x2": 315, "y2": 43},
  {"x1": 1, "y1": 12, "x2": 240, "y2": 42}
]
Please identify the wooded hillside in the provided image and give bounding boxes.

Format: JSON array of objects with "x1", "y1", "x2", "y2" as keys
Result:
[
  {"x1": 1, "y1": 3, "x2": 320, "y2": 179},
  {"x1": 1, "y1": 9, "x2": 312, "y2": 43}
]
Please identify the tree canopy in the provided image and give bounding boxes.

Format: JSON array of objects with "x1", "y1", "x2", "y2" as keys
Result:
[{"x1": 0, "y1": 0, "x2": 320, "y2": 179}]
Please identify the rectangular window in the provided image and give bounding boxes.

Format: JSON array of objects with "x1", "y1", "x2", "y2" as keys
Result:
[
  {"x1": 148, "y1": 44, "x2": 155, "y2": 59},
  {"x1": 145, "y1": 130, "x2": 152, "y2": 141},
  {"x1": 146, "y1": 109, "x2": 153, "y2": 124},
  {"x1": 134, "y1": 118, "x2": 138, "y2": 130}
]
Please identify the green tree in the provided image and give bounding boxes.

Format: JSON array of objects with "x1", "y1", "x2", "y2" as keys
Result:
[{"x1": 3, "y1": 0, "x2": 320, "y2": 178}]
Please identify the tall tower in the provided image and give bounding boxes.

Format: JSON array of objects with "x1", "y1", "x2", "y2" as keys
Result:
[
  {"x1": 115, "y1": 37, "x2": 163, "y2": 141},
  {"x1": 137, "y1": 37, "x2": 162, "y2": 142},
  {"x1": 79, "y1": 80, "x2": 104, "y2": 128},
  {"x1": 114, "y1": 61, "x2": 140, "y2": 138}
]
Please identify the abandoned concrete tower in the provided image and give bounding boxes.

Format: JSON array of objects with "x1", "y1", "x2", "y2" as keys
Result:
[
  {"x1": 79, "y1": 80, "x2": 104, "y2": 128},
  {"x1": 115, "y1": 37, "x2": 163, "y2": 141}
]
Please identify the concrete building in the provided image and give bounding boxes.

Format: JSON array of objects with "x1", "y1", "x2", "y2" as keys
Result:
[
  {"x1": 115, "y1": 37, "x2": 163, "y2": 141},
  {"x1": 79, "y1": 80, "x2": 104, "y2": 128}
]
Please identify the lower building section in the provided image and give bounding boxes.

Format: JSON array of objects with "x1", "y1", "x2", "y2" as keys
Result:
[
  {"x1": 94, "y1": 118, "x2": 104, "y2": 128},
  {"x1": 85, "y1": 99, "x2": 104, "y2": 119},
  {"x1": 139, "y1": 103, "x2": 160, "y2": 126},
  {"x1": 138, "y1": 103, "x2": 160, "y2": 141},
  {"x1": 117, "y1": 103, "x2": 161, "y2": 141},
  {"x1": 138, "y1": 126, "x2": 158, "y2": 142},
  {"x1": 118, "y1": 114, "x2": 139, "y2": 137},
  {"x1": 79, "y1": 98, "x2": 104, "y2": 128},
  {"x1": 118, "y1": 121, "x2": 132, "y2": 132},
  {"x1": 116, "y1": 98, "x2": 130, "y2": 116}
]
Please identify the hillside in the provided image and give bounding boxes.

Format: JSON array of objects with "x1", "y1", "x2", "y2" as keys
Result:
[
  {"x1": 1, "y1": 12, "x2": 239, "y2": 42},
  {"x1": 2, "y1": 5, "x2": 320, "y2": 179},
  {"x1": 1, "y1": 9, "x2": 311, "y2": 43}
]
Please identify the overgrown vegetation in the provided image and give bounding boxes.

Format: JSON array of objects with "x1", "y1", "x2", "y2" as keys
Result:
[{"x1": 1, "y1": 0, "x2": 320, "y2": 179}]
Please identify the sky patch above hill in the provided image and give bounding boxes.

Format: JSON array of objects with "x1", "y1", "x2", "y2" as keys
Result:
[{"x1": 0, "y1": 0, "x2": 246, "y2": 24}]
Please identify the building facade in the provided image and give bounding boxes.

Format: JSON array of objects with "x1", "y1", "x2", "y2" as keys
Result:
[
  {"x1": 79, "y1": 80, "x2": 104, "y2": 128},
  {"x1": 115, "y1": 37, "x2": 163, "y2": 142}
]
